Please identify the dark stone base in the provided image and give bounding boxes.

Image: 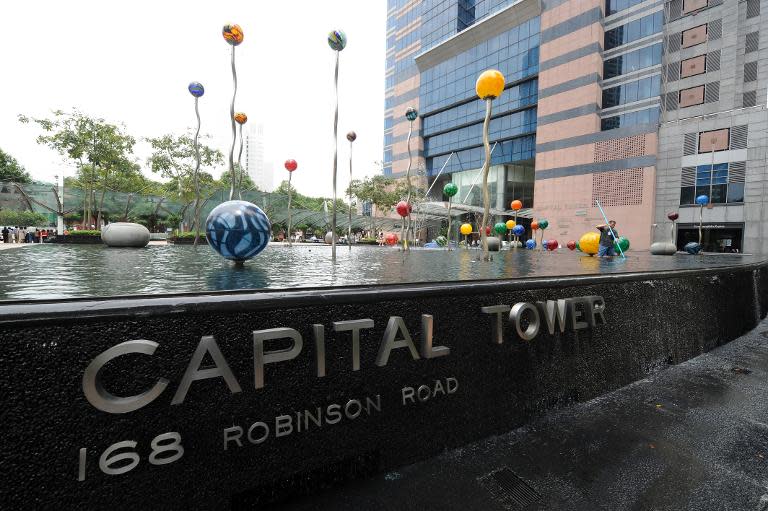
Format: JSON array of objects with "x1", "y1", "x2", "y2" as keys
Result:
[
  {"x1": 52, "y1": 235, "x2": 102, "y2": 244},
  {"x1": 167, "y1": 236, "x2": 208, "y2": 245},
  {"x1": 1, "y1": 260, "x2": 766, "y2": 509}
]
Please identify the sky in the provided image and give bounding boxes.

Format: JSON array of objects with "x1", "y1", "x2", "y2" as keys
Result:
[{"x1": 0, "y1": 0, "x2": 386, "y2": 197}]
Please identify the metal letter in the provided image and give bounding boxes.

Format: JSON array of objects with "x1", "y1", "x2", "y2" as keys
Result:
[
  {"x1": 402, "y1": 387, "x2": 415, "y2": 405},
  {"x1": 344, "y1": 399, "x2": 362, "y2": 419},
  {"x1": 333, "y1": 319, "x2": 374, "y2": 371},
  {"x1": 420, "y1": 314, "x2": 450, "y2": 358},
  {"x1": 481, "y1": 305, "x2": 511, "y2": 344},
  {"x1": 509, "y1": 303, "x2": 541, "y2": 341},
  {"x1": 313, "y1": 324, "x2": 326, "y2": 377},
  {"x1": 172, "y1": 336, "x2": 242, "y2": 405},
  {"x1": 446, "y1": 377, "x2": 459, "y2": 394},
  {"x1": 326, "y1": 404, "x2": 342, "y2": 424},
  {"x1": 223, "y1": 426, "x2": 243, "y2": 450},
  {"x1": 99, "y1": 441, "x2": 139, "y2": 475},
  {"x1": 82, "y1": 339, "x2": 169, "y2": 414},
  {"x1": 433, "y1": 379, "x2": 446, "y2": 396},
  {"x1": 375, "y1": 316, "x2": 421, "y2": 366},
  {"x1": 365, "y1": 395, "x2": 382, "y2": 414},
  {"x1": 253, "y1": 328, "x2": 303, "y2": 389},
  {"x1": 535, "y1": 299, "x2": 569, "y2": 335},
  {"x1": 417, "y1": 384, "x2": 431, "y2": 402},
  {"x1": 247, "y1": 422, "x2": 269, "y2": 444},
  {"x1": 567, "y1": 298, "x2": 589, "y2": 330},
  {"x1": 584, "y1": 295, "x2": 607, "y2": 326},
  {"x1": 275, "y1": 415, "x2": 293, "y2": 437}
]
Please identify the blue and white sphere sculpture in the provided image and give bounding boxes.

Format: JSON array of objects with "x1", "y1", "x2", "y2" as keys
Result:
[
  {"x1": 206, "y1": 200, "x2": 271, "y2": 262},
  {"x1": 684, "y1": 241, "x2": 702, "y2": 254},
  {"x1": 526, "y1": 239, "x2": 536, "y2": 250},
  {"x1": 188, "y1": 82, "x2": 204, "y2": 97},
  {"x1": 512, "y1": 224, "x2": 525, "y2": 237}
]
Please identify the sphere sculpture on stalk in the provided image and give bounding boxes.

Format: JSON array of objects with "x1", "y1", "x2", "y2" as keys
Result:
[
  {"x1": 578, "y1": 232, "x2": 601, "y2": 255},
  {"x1": 512, "y1": 224, "x2": 524, "y2": 237},
  {"x1": 328, "y1": 28, "x2": 347, "y2": 261},
  {"x1": 443, "y1": 183, "x2": 458, "y2": 249},
  {"x1": 526, "y1": 239, "x2": 536, "y2": 249},
  {"x1": 476, "y1": 69, "x2": 505, "y2": 261},
  {"x1": 188, "y1": 82, "x2": 204, "y2": 97},
  {"x1": 206, "y1": 201, "x2": 271, "y2": 262}
]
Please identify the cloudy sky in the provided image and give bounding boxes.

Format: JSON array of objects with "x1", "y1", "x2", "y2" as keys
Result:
[{"x1": 0, "y1": 0, "x2": 386, "y2": 197}]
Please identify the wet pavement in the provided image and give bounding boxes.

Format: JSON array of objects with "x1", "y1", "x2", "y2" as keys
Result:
[{"x1": 282, "y1": 318, "x2": 768, "y2": 511}]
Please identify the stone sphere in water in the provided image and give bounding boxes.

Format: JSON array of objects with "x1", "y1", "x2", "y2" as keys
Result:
[
  {"x1": 325, "y1": 232, "x2": 338, "y2": 244},
  {"x1": 486, "y1": 237, "x2": 500, "y2": 251},
  {"x1": 101, "y1": 222, "x2": 150, "y2": 248},
  {"x1": 650, "y1": 242, "x2": 677, "y2": 255},
  {"x1": 578, "y1": 232, "x2": 600, "y2": 255},
  {"x1": 205, "y1": 200, "x2": 271, "y2": 262}
]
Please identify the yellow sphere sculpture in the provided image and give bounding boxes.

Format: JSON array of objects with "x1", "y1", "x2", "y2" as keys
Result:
[
  {"x1": 476, "y1": 69, "x2": 505, "y2": 100},
  {"x1": 578, "y1": 232, "x2": 601, "y2": 255},
  {"x1": 505, "y1": 219, "x2": 516, "y2": 230},
  {"x1": 460, "y1": 223, "x2": 473, "y2": 235}
]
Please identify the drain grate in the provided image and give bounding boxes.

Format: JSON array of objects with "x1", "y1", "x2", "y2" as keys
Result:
[{"x1": 478, "y1": 467, "x2": 542, "y2": 510}]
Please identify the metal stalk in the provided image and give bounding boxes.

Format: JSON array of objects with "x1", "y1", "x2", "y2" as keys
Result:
[
  {"x1": 480, "y1": 98, "x2": 493, "y2": 261},
  {"x1": 348, "y1": 139, "x2": 353, "y2": 250},
  {"x1": 331, "y1": 50, "x2": 339, "y2": 261},
  {"x1": 446, "y1": 197, "x2": 452, "y2": 250},
  {"x1": 402, "y1": 118, "x2": 414, "y2": 251},
  {"x1": 228, "y1": 46, "x2": 238, "y2": 201},
  {"x1": 236, "y1": 123, "x2": 244, "y2": 200},
  {"x1": 193, "y1": 96, "x2": 202, "y2": 246},
  {"x1": 287, "y1": 171, "x2": 293, "y2": 246}
]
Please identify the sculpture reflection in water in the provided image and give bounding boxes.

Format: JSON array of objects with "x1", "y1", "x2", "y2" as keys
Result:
[{"x1": 206, "y1": 24, "x2": 271, "y2": 265}]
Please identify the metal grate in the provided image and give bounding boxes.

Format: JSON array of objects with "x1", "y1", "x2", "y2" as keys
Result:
[
  {"x1": 709, "y1": 0, "x2": 723, "y2": 6},
  {"x1": 668, "y1": 0, "x2": 683, "y2": 20},
  {"x1": 667, "y1": 62, "x2": 680, "y2": 81},
  {"x1": 729, "y1": 161, "x2": 746, "y2": 183},
  {"x1": 747, "y1": 0, "x2": 761, "y2": 18},
  {"x1": 684, "y1": 133, "x2": 698, "y2": 155},
  {"x1": 594, "y1": 134, "x2": 647, "y2": 163},
  {"x1": 681, "y1": 166, "x2": 696, "y2": 186},
  {"x1": 666, "y1": 91, "x2": 680, "y2": 111},
  {"x1": 744, "y1": 61, "x2": 758, "y2": 82},
  {"x1": 706, "y1": 50, "x2": 721, "y2": 72},
  {"x1": 478, "y1": 468, "x2": 542, "y2": 510},
  {"x1": 746, "y1": 32, "x2": 760, "y2": 53},
  {"x1": 668, "y1": 33, "x2": 682, "y2": 53},
  {"x1": 743, "y1": 90, "x2": 757, "y2": 107},
  {"x1": 704, "y1": 82, "x2": 720, "y2": 103},
  {"x1": 731, "y1": 125, "x2": 748, "y2": 149},
  {"x1": 592, "y1": 168, "x2": 644, "y2": 207},
  {"x1": 708, "y1": 19, "x2": 722, "y2": 40}
]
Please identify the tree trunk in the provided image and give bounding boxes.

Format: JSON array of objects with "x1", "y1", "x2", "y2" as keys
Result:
[{"x1": 96, "y1": 186, "x2": 107, "y2": 229}]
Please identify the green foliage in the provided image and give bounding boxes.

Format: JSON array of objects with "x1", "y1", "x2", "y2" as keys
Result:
[
  {"x1": 0, "y1": 210, "x2": 49, "y2": 226},
  {"x1": 274, "y1": 180, "x2": 348, "y2": 213},
  {"x1": 146, "y1": 133, "x2": 223, "y2": 200},
  {"x1": 171, "y1": 231, "x2": 206, "y2": 239},
  {"x1": 0, "y1": 148, "x2": 31, "y2": 183},
  {"x1": 66, "y1": 230, "x2": 101, "y2": 236}
]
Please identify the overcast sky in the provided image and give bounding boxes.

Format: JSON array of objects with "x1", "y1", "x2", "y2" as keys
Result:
[{"x1": 0, "y1": 0, "x2": 386, "y2": 197}]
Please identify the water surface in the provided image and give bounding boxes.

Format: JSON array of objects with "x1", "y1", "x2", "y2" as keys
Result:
[{"x1": 0, "y1": 243, "x2": 759, "y2": 301}]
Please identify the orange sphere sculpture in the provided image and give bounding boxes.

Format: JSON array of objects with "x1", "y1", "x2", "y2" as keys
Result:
[
  {"x1": 476, "y1": 70, "x2": 505, "y2": 100},
  {"x1": 531, "y1": 221, "x2": 539, "y2": 230},
  {"x1": 223, "y1": 24, "x2": 244, "y2": 46},
  {"x1": 234, "y1": 112, "x2": 247, "y2": 124},
  {"x1": 510, "y1": 199, "x2": 522, "y2": 211}
]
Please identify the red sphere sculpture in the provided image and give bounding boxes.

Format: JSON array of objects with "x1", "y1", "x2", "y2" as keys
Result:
[
  {"x1": 284, "y1": 159, "x2": 298, "y2": 172},
  {"x1": 566, "y1": 240, "x2": 576, "y2": 251},
  {"x1": 385, "y1": 233, "x2": 398, "y2": 246},
  {"x1": 667, "y1": 211, "x2": 679, "y2": 221},
  {"x1": 396, "y1": 201, "x2": 412, "y2": 218},
  {"x1": 485, "y1": 226, "x2": 491, "y2": 236},
  {"x1": 547, "y1": 239, "x2": 559, "y2": 250}
]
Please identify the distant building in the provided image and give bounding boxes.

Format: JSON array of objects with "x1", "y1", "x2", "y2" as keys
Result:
[
  {"x1": 244, "y1": 124, "x2": 274, "y2": 192},
  {"x1": 385, "y1": 0, "x2": 768, "y2": 253}
]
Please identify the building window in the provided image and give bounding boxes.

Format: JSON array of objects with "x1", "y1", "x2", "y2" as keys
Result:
[
  {"x1": 683, "y1": 0, "x2": 708, "y2": 14},
  {"x1": 605, "y1": 0, "x2": 646, "y2": 16},
  {"x1": 601, "y1": 106, "x2": 660, "y2": 130},
  {"x1": 602, "y1": 74, "x2": 661, "y2": 108},
  {"x1": 603, "y1": 43, "x2": 663, "y2": 79},
  {"x1": 681, "y1": 24, "x2": 708, "y2": 48},
  {"x1": 604, "y1": 11, "x2": 664, "y2": 50},
  {"x1": 698, "y1": 128, "x2": 729, "y2": 152},
  {"x1": 680, "y1": 163, "x2": 743, "y2": 205},
  {"x1": 680, "y1": 55, "x2": 706, "y2": 78},
  {"x1": 679, "y1": 86, "x2": 704, "y2": 107}
]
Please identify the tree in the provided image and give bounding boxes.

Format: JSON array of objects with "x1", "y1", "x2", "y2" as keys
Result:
[
  {"x1": 0, "y1": 210, "x2": 48, "y2": 227},
  {"x1": 146, "y1": 133, "x2": 223, "y2": 244},
  {"x1": 349, "y1": 175, "x2": 401, "y2": 232},
  {"x1": 19, "y1": 110, "x2": 137, "y2": 228},
  {"x1": 0, "y1": 148, "x2": 31, "y2": 183}
]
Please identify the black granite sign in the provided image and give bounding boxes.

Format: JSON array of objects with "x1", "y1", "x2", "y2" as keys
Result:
[{"x1": 1, "y1": 262, "x2": 766, "y2": 509}]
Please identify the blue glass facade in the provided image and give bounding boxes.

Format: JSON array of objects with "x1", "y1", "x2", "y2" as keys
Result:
[
  {"x1": 420, "y1": 0, "x2": 524, "y2": 52},
  {"x1": 421, "y1": 16, "x2": 540, "y2": 177}
]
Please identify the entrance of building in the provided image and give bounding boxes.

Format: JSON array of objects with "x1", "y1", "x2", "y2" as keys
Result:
[{"x1": 676, "y1": 222, "x2": 744, "y2": 253}]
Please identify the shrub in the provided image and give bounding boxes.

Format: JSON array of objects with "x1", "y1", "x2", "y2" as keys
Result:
[{"x1": 67, "y1": 230, "x2": 101, "y2": 236}]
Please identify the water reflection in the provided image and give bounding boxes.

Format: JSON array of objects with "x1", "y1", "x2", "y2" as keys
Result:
[{"x1": 0, "y1": 243, "x2": 759, "y2": 301}]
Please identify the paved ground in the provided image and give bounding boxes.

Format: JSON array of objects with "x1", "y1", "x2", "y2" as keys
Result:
[{"x1": 283, "y1": 318, "x2": 768, "y2": 511}]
